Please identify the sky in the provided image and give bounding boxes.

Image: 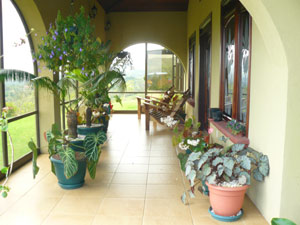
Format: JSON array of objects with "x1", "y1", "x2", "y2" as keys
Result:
[
  {"x1": 124, "y1": 43, "x2": 164, "y2": 71},
  {"x1": 2, "y1": 0, "x2": 34, "y2": 73}
]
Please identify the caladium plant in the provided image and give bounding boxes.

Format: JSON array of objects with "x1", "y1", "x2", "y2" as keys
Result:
[{"x1": 181, "y1": 143, "x2": 270, "y2": 204}]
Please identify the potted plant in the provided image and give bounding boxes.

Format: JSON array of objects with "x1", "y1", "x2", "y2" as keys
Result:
[
  {"x1": 182, "y1": 143, "x2": 270, "y2": 221},
  {"x1": 69, "y1": 43, "x2": 131, "y2": 134},
  {"x1": 226, "y1": 119, "x2": 246, "y2": 136},
  {"x1": 35, "y1": 7, "x2": 103, "y2": 137},
  {"x1": 271, "y1": 218, "x2": 296, "y2": 225},
  {"x1": 29, "y1": 123, "x2": 107, "y2": 189}
]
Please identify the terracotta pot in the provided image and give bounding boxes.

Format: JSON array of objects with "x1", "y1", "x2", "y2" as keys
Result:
[
  {"x1": 206, "y1": 182, "x2": 249, "y2": 217},
  {"x1": 67, "y1": 111, "x2": 78, "y2": 138}
]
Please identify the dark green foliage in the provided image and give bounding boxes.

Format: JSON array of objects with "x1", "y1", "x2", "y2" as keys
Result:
[{"x1": 271, "y1": 218, "x2": 296, "y2": 225}]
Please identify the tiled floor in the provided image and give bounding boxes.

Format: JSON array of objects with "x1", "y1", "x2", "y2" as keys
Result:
[{"x1": 0, "y1": 114, "x2": 269, "y2": 225}]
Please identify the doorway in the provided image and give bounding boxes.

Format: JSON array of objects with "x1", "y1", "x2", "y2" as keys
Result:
[{"x1": 198, "y1": 18, "x2": 212, "y2": 130}]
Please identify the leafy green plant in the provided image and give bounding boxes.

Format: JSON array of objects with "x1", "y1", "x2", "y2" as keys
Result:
[
  {"x1": 182, "y1": 144, "x2": 270, "y2": 203},
  {"x1": 0, "y1": 108, "x2": 13, "y2": 198},
  {"x1": 30, "y1": 123, "x2": 107, "y2": 179},
  {"x1": 226, "y1": 119, "x2": 246, "y2": 135},
  {"x1": 172, "y1": 117, "x2": 209, "y2": 171},
  {"x1": 271, "y1": 218, "x2": 296, "y2": 225}
]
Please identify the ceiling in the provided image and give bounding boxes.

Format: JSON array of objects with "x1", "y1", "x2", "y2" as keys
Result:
[{"x1": 96, "y1": 0, "x2": 189, "y2": 13}]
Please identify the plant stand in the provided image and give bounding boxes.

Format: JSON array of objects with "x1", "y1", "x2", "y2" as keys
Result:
[{"x1": 208, "y1": 207, "x2": 244, "y2": 222}]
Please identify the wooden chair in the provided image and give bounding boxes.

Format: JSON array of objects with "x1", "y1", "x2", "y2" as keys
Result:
[
  {"x1": 136, "y1": 86, "x2": 175, "y2": 119},
  {"x1": 144, "y1": 89, "x2": 190, "y2": 130}
]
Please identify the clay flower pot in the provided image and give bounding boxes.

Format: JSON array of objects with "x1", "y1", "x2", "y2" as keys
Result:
[{"x1": 206, "y1": 182, "x2": 249, "y2": 217}]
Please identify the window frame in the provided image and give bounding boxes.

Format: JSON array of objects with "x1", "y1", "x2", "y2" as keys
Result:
[
  {"x1": 219, "y1": 0, "x2": 252, "y2": 136},
  {"x1": 0, "y1": 0, "x2": 40, "y2": 177},
  {"x1": 188, "y1": 32, "x2": 196, "y2": 107}
]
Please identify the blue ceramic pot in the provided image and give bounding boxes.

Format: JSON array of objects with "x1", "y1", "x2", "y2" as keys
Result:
[
  {"x1": 98, "y1": 115, "x2": 109, "y2": 133},
  {"x1": 50, "y1": 155, "x2": 86, "y2": 189},
  {"x1": 77, "y1": 125, "x2": 104, "y2": 135},
  {"x1": 69, "y1": 139, "x2": 84, "y2": 152}
]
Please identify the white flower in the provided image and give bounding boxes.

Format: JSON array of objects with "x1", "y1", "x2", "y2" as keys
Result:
[
  {"x1": 103, "y1": 103, "x2": 110, "y2": 108},
  {"x1": 92, "y1": 111, "x2": 100, "y2": 117},
  {"x1": 179, "y1": 142, "x2": 189, "y2": 151},
  {"x1": 160, "y1": 116, "x2": 178, "y2": 128},
  {"x1": 187, "y1": 139, "x2": 200, "y2": 147},
  {"x1": 192, "y1": 131, "x2": 198, "y2": 137}
]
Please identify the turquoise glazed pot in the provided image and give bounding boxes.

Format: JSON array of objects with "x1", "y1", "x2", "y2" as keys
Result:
[
  {"x1": 50, "y1": 156, "x2": 86, "y2": 189},
  {"x1": 69, "y1": 139, "x2": 84, "y2": 152},
  {"x1": 77, "y1": 124, "x2": 104, "y2": 135}
]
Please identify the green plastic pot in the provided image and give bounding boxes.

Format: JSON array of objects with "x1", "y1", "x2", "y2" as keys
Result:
[{"x1": 50, "y1": 156, "x2": 86, "y2": 189}]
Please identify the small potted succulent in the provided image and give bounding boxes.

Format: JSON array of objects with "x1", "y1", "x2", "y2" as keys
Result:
[
  {"x1": 226, "y1": 119, "x2": 246, "y2": 136},
  {"x1": 183, "y1": 143, "x2": 270, "y2": 221}
]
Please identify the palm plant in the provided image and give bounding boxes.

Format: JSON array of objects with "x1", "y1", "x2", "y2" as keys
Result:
[
  {"x1": 0, "y1": 69, "x2": 78, "y2": 137},
  {"x1": 67, "y1": 41, "x2": 131, "y2": 127}
]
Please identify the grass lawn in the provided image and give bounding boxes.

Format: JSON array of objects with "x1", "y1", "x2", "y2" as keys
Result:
[{"x1": 0, "y1": 115, "x2": 37, "y2": 168}]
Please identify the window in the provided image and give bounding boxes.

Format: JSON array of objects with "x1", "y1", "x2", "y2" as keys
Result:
[
  {"x1": 188, "y1": 32, "x2": 196, "y2": 106},
  {"x1": 0, "y1": 0, "x2": 39, "y2": 173},
  {"x1": 109, "y1": 43, "x2": 186, "y2": 111},
  {"x1": 220, "y1": 0, "x2": 251, "y2": 134}
]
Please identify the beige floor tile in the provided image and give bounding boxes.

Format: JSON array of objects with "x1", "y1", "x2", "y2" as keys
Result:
[
  {"x1": 64, "y1": 183, "x2": 109, "y2": 197},
  {"x1": 4, "y1": 194, "x2": 61, "y2": 215},
  {"x1": 0, "y1": 212, "x2": 47, "y2": 225},
  {"x1": 146, "y1": 185, "x2": 185, "y2": 199},
  {"x1": 25, "y1": 173, "x2": 67, "y2": 198},
  {"x1": 97, "y1": 163, "x2": 119, "y2": 173},
  {"x1": 51, "y1": 196, "x2": 103, "y2": 215},
  {"x1": 149, "y1": 157, "x2": 179, "y2": 165},
  {"x1": 143, "y1": 216, "x2": 194, "y2": 225},
  {"x1": 144, "y1": 199, "x2": 191, "y2": 218},
  {"x1": 123, "y1": 150, "x2": 151, "y2": 157},
  {"x1": 120, "y1": 156, "x2": 150, "y2": 165},
  {"x1": 148, "y1": 165, "x2": 181, "y2": 174},
  {"x1": 150, "y1": 151, "x2": 176, "y2": 157},
  {"x1": 85, "y1": 172, "x2": 114, "y2": 185},
  {"x1": 98, "y1": 198, "x2": 144, "y2": 216},
  {"x1": 242, "y1": 213, "x2": 269, "y2": 225},
  {"x1": 189, "y1": 200, "x2": 211, "y2": 218},
  {"x1": 106, "y1": 184, "x2": 146, "y2": 198},
  {"x1": 111, "y1": 173, "x2": 148, "y2": 184},
  {"x1": 116, "y1": 164, "x2": 149, "y2": 173},
  {"x1": 147, "y1": 173, "x2": 183, "y2": 185},
  {"x1": 42, "y1": 214, "x2": 94, "y2": 225},
  {"x1": 92, "y1": 215, "x2": 143, "y2": 225}
]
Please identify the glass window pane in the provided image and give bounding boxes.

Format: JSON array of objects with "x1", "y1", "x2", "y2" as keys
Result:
[
  {"x1": 5, "y1": 80, "x2": 35, "y2": 117},
  {"x1": 224, "y1": 16, "x2": 235, "y2": 117},
  {"x1": 3, "y1": 0, "x2": 35, "y2": 118},
  {"x1": 109, "y1": 93, "x2": 144, "y2": 111},
  {"x1": 238, "y1": 13, "x2": 250, "y2": 123},
  {"x1": 7, "y1": 115, "x2": 37, "y2": 163},
  {"x1": 147, "y1": 44, "x2": 173, "y2": 92},
  {"x1": 111, "y1": 44, "x2": 146, "y2": 92}
]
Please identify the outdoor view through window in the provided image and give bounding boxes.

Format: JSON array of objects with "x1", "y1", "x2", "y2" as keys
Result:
[
  {"x1": 110, "y1": 43, "x2": 185, "y2": 110},
  {"x1": 0, "y1": 0, "x2": 37, "y2": 168}
]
